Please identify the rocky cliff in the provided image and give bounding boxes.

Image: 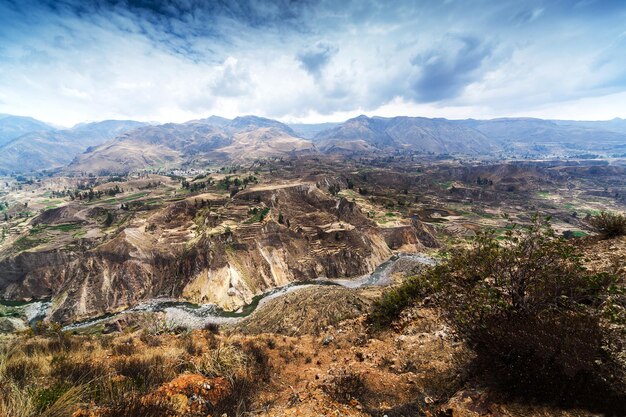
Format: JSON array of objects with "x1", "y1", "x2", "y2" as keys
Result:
[{"x1": 0, "y1": 182, "x2": 436, "y2": 324}]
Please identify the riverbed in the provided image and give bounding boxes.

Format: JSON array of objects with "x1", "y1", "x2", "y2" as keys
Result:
[{"x1": 2, "y1": 253, "x2": 435, "y2": 332}]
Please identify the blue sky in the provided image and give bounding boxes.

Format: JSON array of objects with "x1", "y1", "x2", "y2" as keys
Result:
[{"x1": 1, "y1": 0, "x2": 626, "y2": 126}]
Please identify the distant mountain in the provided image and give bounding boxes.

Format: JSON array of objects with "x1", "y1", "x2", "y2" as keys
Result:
[
  {"x1": 4, "y1": 113, "x2": 626, "y2": 175},
  {"x1": 553, "y1": 118, "x2": 626, "y2": 135},
  {"x1": 313, "y1": 115, "x2": 626, "y2": 157},
  {"x1": 288, "y1": 122, "x2": 340, "y2": 139},
  {"x1": 315, "y1": 115, "x2": 497, "y2": 155},
  {"x1": 0, "y1": 115, "x2": 55, "y2": 147},
  {"x1": 227, "y1": 115, "x2": 299, "y2": 136},
  {"x1": 461, "y1": 118, "x2": 626, "y2": 145},
  {"x1": 0, "y1": 120, "x2": 146, "y2": 174},
  {"x1": 66, "y1": 117, "x2": 315, "y2": 174},
  {"x1": 195, "y1": 115, "x2": 231, "y2": 127}
]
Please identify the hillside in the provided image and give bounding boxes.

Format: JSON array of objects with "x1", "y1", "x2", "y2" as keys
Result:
[
  {"x1": 314, "y1": 115, "x2": 498, "y2": 155},
  {"x1": 462, "y1": 117, "x2": 626, "y2": 149},
  {"x1": 315, "y1": 115, "x2": 626, "y2": 157},
  {"x1": 0, "y1": 114, "x2": 54, "y2": 147},
  {"x1": 0, "y1": 120, "x2": 146, "y2": 174},
  {"x1": 66, "y1": 116, "x2": 316, "y2": 174}
]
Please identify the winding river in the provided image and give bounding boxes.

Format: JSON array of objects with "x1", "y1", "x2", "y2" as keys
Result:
[{"x1": 3, "y1": 253, "x2": 435, "y2": 332}]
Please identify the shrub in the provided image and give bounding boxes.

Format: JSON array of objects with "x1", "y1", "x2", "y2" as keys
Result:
[
  {"x1": 3, "y1": 353, "x2": 45, "y2": 386},
  {"x1": 589, "y1": 211, "x2": 626, "y2": 238},
  {"x1": 371, "y1": 216, "x2": 626, "y2": 412},
  {"x1": 113, "y1": 354, "x2": 176, "y2": 392},
  {"x1": 111, "y1": 338, "x2": 138, "y2": 356},
  {"x1": 322, "y1": 368, "x2": 367, "y2": 403},
  {"x1": 193, "y1": 343, "x2": 248, "y2": 383},
  {"x1": 51, "y1": 354, "x2": 109, "y2": 385},
  {"x1": 369, "y1": 273, "x2": 437, "y2": 328}
]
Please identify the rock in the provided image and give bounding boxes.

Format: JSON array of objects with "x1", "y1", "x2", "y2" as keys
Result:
[
  {"x1": 322, "y1": 335, "x2": 334, "y2": 346},
  {"x1": 0, "y1": 316, "x2": 28, "y2": 333},
  {"x1": 102, "y1": 319, "x2": 123, "y2": 334},
  {"x1": 144, "y1": 374, "x2": 231, "y2": 414}
]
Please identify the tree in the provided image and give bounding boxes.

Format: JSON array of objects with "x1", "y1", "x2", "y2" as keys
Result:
[
  {"x1": 371, "y1": 216, "x2": 625, "y2": 411},
  {"x1": 589, "y1": 211, "x2": 626, "y2": 238},
  {"x1": 103, "y1": 212, "x2": 114, "y2": 227}
]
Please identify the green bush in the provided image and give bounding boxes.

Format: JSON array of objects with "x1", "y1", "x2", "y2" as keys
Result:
[
  {"x1": 369, "y1": 274, "x2": 439, "y2": 328},
  {"x1": 590, "y1": 211, "x2": 626, "y2": 238},
  {"x1": 371, "y1": 216, "x2": 626, "y2": 411}
]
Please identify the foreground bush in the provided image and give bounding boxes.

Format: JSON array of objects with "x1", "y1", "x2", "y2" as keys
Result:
[
  {"x1": 371, "y1": 216, "x2": 626, "y2": 412},
  {"x1": 589, "y1": 211, "x2": 626, "y2": 238}
]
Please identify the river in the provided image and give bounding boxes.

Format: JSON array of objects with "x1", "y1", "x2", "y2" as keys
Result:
[{"x1": 2, "y1": 253, "x2": 435, "y2": 332}]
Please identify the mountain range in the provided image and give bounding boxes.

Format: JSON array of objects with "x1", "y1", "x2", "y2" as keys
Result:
[
  {"x1": 1, "y1": 113, "x2": 625, "y2": 175},
  {"x1": 0, "y1": 118, "x2": 147, "y2": 174}
]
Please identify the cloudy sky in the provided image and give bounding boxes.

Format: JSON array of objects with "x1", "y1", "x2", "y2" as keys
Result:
[{"x1": 1, "y1": 0, "x2": 626, "y2": 126}]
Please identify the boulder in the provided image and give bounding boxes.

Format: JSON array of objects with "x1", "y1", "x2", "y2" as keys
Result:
[{"x1": 0, "y1": 316, "x2": 28, "y2": 333}]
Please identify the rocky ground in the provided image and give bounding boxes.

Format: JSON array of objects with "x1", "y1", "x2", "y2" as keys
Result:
[{"x1": 2, "y1": 236, "x2": 622, "y2": 416}]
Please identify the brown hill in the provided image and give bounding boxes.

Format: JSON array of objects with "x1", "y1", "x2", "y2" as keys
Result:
[{"x1": 66, "y1": 117, "x2": 316, "y2": 174}]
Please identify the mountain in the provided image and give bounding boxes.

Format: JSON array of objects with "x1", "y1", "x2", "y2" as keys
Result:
[
  {"x1": 461, "y1": 117, "x2": 626, "y2": 145},
  {"x1": 4, "y1": 113, "x2": 626, "y2": 175},
  {"x1": 456, "y1": 118, "x2": 626, "y2": 156},
  {"x1": 66, "y1": 116, "x2": 315, "y2": 174},
  {"x1": 315, "y1": 115, "x2": 497, "y2": 155},
  {"x1": 0, "y1": 114, "x2": 55, "y2": 147},
  {"x1": 0, "y1": 120, "x2": 146, "y2": 174},
  {"x1": 288, "y1": 122, "x2": 340, "y2": 139},
  {"x1": 227, "y1": 115, "x2": 299, "y2": 136},
  {"x1": 314, "y1": 115, "x2": 626, "y2": 157},
  {"x1": 194, "y1": 115, "x2": 231, "y2": 127},
  {"x1": 553, "y1": 118, "x2": 626, "y2": 135}
]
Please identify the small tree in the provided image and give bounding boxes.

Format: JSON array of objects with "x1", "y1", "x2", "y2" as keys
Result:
[
  {"x1": 103, "y1": 212, "x2": 114, "y2": 227},
  {"x1": 589, "y1": 211, "x2": 626, "y2": 238}
]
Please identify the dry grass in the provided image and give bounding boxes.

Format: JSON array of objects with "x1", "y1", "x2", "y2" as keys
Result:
[
  {"x1": 112, "y1": 354, "x2": 178, "y2": 392},
  {"x1": 0, "y1": 328, "x2": 273, "y2": 417},
  {"x1": 322, "y1": 368, "x2": 367, "y2": 404},
  {"x1": 0, "y1": 339, "x2": 86, "y2": 417},
  {"x1": 193, "y1": 341, "x2": 248, "y2": 382}
]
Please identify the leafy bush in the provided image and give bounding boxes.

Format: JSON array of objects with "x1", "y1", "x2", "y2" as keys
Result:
[
  {"x1": 369, "y1": 273, "x2": 437, "y2": 328},
  {"x1": 589, "y1": 211, "x2": 626, "y2": 238},
  {"x1": 371, "y1": 216, "x2": 626, "y2": 411}
]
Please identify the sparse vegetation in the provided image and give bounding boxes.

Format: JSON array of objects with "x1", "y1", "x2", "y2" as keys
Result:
[
  {"x1": 322, "y1": 368, "x2": 367, "y2": 404},
  {"x1": 590, "y1": 211, "x2": 626, "y2": 238},
  {"x1": 1, "y1": 155, "x2": 626, "y2": 416},
  {"x1": 371, "y1": 216, "x2": 626, "y2": 412}
]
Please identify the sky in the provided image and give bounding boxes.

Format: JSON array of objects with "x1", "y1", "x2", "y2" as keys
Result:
[{"x1": 1, "y1": 0, "x2": 626, "y2": 127}]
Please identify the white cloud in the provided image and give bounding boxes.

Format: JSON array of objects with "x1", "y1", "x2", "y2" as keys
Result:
[{"x1": 0, "y1": 0, "x2": 625, "y2": 126}]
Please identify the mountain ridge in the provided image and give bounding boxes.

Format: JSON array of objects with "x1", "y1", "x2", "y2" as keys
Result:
[{"x1": 2, "y1": 113, "x2": 626, "y2": 174}]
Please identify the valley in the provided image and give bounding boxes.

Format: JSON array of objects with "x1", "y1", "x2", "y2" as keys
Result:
[
  {"x1": 0, "y1": 118, "x2": 625, "y2": 417},
  {"x1": 1, "y1": 154, "x2": 624, "y2": 327}
]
